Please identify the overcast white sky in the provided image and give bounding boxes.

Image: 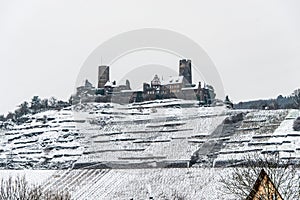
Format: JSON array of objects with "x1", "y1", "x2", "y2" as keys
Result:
[{"x1": 0, "y1": 0, "x2": 300, "y2": 115}]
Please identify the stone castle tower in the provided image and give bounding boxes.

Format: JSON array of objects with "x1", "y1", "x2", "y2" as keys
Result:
[
  {"x1": 179, "y1": 59, "x2": 192, "y2": 86},
  {"x1": 98, "y1": 65, "x2": 109, "y2": 88}
]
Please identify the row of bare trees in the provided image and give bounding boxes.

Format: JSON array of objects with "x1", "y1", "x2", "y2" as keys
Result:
[{"x1": 0, "y1": 176, "x2": 70, "y2": 200}]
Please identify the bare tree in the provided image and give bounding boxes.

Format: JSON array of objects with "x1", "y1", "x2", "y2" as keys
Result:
[
  {"x1": 43, "y1": 190, "x2": 71, "y2": 200},
  {"x1": 0, "y1": 175, "x2": 70, "y2": 200},
  {"x1": 219, "y1": 153, "x2": 300, "y2": 200},
  {"x1": 157, "y1": 190, "x2": 187, "y2": 200}
]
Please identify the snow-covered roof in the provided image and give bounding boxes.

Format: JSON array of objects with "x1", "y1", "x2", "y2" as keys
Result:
[
  {"x1": 104, "y1": 81, "x2": 118, "y2": 87},
  {"x1": 121, "y1": 89, "x2": 143, "y2": 93},
  {"x1": 161, "y1": 76, "x2": 183, "y2": 85},
  {"x1": 104, "y1": 81, "x2": 112, "y2": 87},
  {"x1": 181, "y1": 85, "x2": 198, "y2": 91}
]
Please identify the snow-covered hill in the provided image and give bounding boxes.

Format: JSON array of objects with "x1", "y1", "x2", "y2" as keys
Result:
[
  {"x1": 0, "y1": 108, "x2": 83, "y2": 169},
  {"x1": 0, "y1": 99, "x2": 299, "y2": 170},
  {"x1": 74, "y1": 100, "x2": 227, "y2": 169},
  {"x1": 1, "y1": 99, "x2": 300, "y2": 199}
]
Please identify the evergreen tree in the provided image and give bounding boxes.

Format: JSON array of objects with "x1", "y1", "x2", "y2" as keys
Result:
[
  {"x1": 224, "y1": 95, "x2": 233, "y2": 108},
  {"x1": 294, "y1": 92, "x2": 300, "y2": 109},
  {"x1": 6, "y1": 112, "x2": 15, "y2": 122},
  {"x1": 18, "y1": 101, "x2": 30, "y2": 116},
  {"x1": 48, "y1": 97, "x2": 57, "y2": 108},
  {"x1": 0, "y1": 115, "x2": 5, "y2": 122},
  {"x1": 30, "y1": 96, "x2": 41, "y2": 113},
  {"x1": 41, "y1": 98, "x2": 49, "y2": 110}
]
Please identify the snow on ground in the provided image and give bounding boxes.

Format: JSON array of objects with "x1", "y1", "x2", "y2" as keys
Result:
[
  {"x1": 263, "y1": 109, "x2": 300, "y2": 159},
  {"x1": 42, "y1": 168, "x2": 234, "y2": 200},
  {"x1": 74, "y1": 101, "x2": 227, "y2": 167},
  {"x1": 0, "y1": 100, "x2": 229, "y2": 169},
  {"x1": 214, "y1": 109, "x2": 300, "y2": 164},
  {"x1": 0, "y1": 107, "x2": 83, "y2": 169},
  {"x1": 1, "y1": 100, "x2": 300, "y2": 199},
  {"x1": 1, "y1": 99, "x2": 299, "y2": 169}
]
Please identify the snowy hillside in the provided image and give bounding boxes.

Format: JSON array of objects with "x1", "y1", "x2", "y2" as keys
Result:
[
  {"x1": 0, "y1": 99, "x2": 299, "y2": 169},
  {"x1": 74, "y1": 100, "x2": 227, "y2": 169},
  {"x1": 1, "y1": 99, "x2": 300, "y2": 199},
  {"x1": 0, "y1": 108, "x2": 83, "y2": 169}
]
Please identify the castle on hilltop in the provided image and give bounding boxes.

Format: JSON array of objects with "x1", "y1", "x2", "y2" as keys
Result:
[{"x1": 72, "y1": 59, "x2": 216, "y2": 105}]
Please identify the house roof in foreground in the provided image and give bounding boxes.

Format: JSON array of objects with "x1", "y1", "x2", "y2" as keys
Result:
[{"x1": 246, "y1": 169, "x2": 283, "y2": 200}]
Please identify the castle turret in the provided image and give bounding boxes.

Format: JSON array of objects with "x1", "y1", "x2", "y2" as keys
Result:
[
  {"x1": 151, "y1": 74, "x2": 161, "y2": 88},
  {"x1": 179, "y1": 59, "x2": 192, "y2": 86},
  {"x1": 98, "y1": 65, "x2": 109, "y2": 88}
]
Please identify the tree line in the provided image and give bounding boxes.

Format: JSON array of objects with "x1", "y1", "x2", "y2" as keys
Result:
[
  {"x1": 0, "y1": 96, "x2": 71, "y2": 127},
  {"x1": 235, "y1": 93, "x2": 300, "y2": 110}
]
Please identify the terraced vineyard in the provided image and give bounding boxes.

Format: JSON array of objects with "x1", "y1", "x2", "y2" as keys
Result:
[
  {"x1": 74, "y1": 100, "x2": 227, "y2": 169},
  {"x1": 1, "y1": 99, "x2": 300, "y2": 199},
  {"x1": 0, "y1": 109, "x2": 84, "y2": 169},
  {"x1": 214, "y1": 109, "x2": 300, "y2": 166},
  {"x1": 1, "y1": 99, "x2": 299, "y2": 169}
]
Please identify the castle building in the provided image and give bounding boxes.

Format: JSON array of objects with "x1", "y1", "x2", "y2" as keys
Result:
[
  {"x1": 74, "y1": 59, "x2": 216, "y2": 105},
  {"x1": 161, "y1": 76, "x2": 184, "y2": 94},
  {"x1": 71, "y1": 79, "x2": 96, "y2": 103},
  {"x1": 98, "y1": 65, "x2": 109, "y2": 88}
]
